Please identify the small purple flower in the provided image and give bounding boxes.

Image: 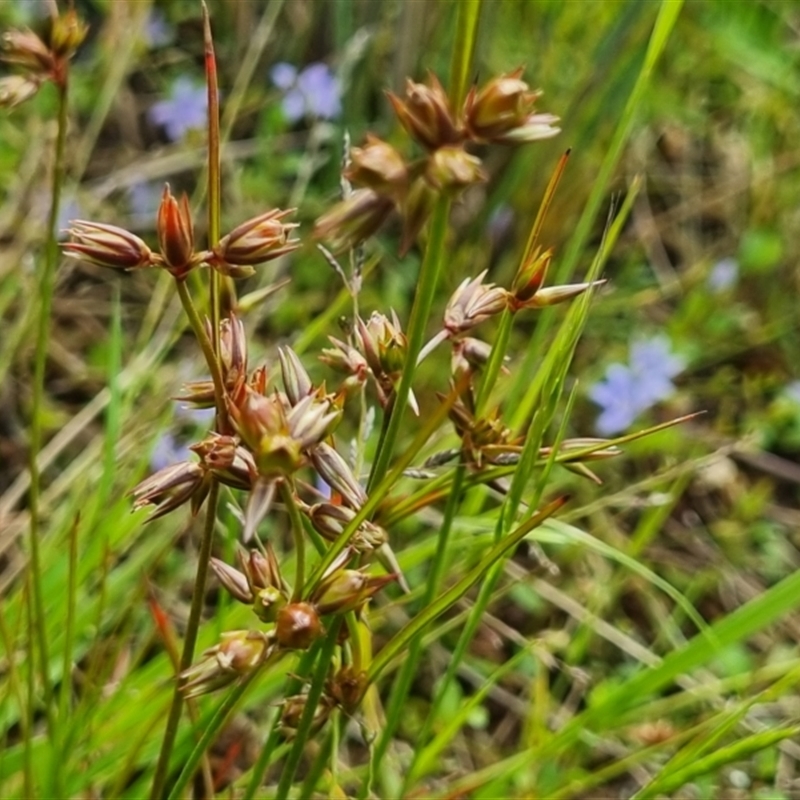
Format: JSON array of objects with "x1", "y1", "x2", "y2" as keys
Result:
[
  {"x1": 707, "y1": 257, "x2": 738, "y2": 293},
  {"x1": 149, "y1": 77, "x2": 207, "y2": 141},
  {"x1": 270, "y1": 62, "x2": 341, "y2": 123},
  {"x1": 589, "y1": 336, "x2": 685, "y2": 436}
]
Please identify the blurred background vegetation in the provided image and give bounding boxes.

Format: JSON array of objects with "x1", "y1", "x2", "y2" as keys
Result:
[{"x1": 2, "y1": 0, "x2": 800, "y2": 797}]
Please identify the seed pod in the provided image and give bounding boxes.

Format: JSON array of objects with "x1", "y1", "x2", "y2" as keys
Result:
[{"x1": 275, "y1": 602, "x2": 323, "y2": 649}]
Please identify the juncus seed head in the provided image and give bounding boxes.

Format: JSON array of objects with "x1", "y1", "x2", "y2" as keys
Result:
[
  {"x1": 275, "y1": 602, "x2": 323, "y2": 649},
  {"x1": 464, "y1": 68, "x2": 560, "y2": 144},
  {"x1": 387, "y1": 73, "x2": 462, "y2": 151},
  {"x1": 213, "y1": 208, "x2": 299, "y2": 271},
  {"x1": 424, "y1": 145, "x2": 486, "y2": 192},
  {"x1": 444, "y1": 271, "x2": 509, "y2": 335},
  {"x1": 62, "y1": 221, "x2": 154, "y2": 270},
  {"x1": 346, "y1": 135, "x2": 408, "y2": 196},
  {"x1": 310, "y1": 568, "x2": 396, "y2": 616},
  {"x1": 156, "y1": 184, "x2": 196, "y2": 279},
  {"x1": 314, "y1": 188, "x2": 395, "y2": 252}
]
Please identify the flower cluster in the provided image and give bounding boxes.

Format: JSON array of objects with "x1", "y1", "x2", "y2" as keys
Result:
[
  {"x1": 0, "y1": 7, "x2": 87, "y2": 106},
  {"x1": 589, "y1": 336, "x2": 685, "y2": 436},
  {"x1": 314, "y1": 69, "x2": 559, "y2": 254},
  {"x1": 63, "y1": 185, "x2": 298, "y2": 281}
]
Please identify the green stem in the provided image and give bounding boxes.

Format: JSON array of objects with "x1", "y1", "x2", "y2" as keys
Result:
[
  {"x1": 367, "y1": 196, "x2": 451, "y2": 493},
  {"x1": 166, "y1": 664, "x2": 263, "y2": 800},
  {"x1": 149, "y1": 480, "x2": 220, "y2": 800},
  {"x1": 282, "y1": 482, "x2": 306, "y2": 602},
  {"x1": 28, "y1": 76, "x2": 70, "y2": 738},
  {"x1": 276, "y1": 620, "x2": 342, "y2": 800},
  {"x1": 174, "y1": 279, "x2": 227, "y2": 419}
]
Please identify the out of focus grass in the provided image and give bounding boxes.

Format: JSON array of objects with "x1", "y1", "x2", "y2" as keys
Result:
[{"x1": 2, "y1": 1, "x2": 800, "y2": 798}]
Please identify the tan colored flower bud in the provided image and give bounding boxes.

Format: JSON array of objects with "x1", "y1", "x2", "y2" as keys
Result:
[
  {"x1": 309, "y1": 443, "x2": 367, "y2": 509},
  {"x1": 278, "y1": 347, "x2": 313, "y2": 406},
  {"x1": 62, "y1": 221, "x2": 153, "y2": 270},
  {"x1": 47, "y1": 9, "x2": 88, "y2": 59},
  {"x1": 425, "y1": 145, "x2": 486, "y2": 192},
  {"x1": 213, "y1": 209, "x2": 299, "y2": 269},
  {"x1": 314, "y1": 188, "x2": 395, "y2": 252},
  {"x1": 287, "y1": 394, "x2": 341, "y2": 449},
  {"x1": 219, "y1": 314, "x2": 248, "y2": 390},
  {"x1": 0, "y1": 74, "x2": 41, "y2": 107},
  {"x1": 181, "y1": 630, "x2": 268, "y2": 698},
  {"x1": 346, "y1": 135, "x2": 408, "y2": 196},
  {"x1": 157, "y1": 184, "x2": 196, "y2": 279},
  {"x1": 310, "y1": 568, "x2": 396, "y2": 616},
  {"x1": 130, "y1": 460, "x2": 209, "y2": 520},
  {"x1": 190, "y1": 433, "x2": 254, "y2": 491},
  {"x1": 280, "y1": 694, "x2": 334, "y2": 738},
  {"x1": 275, "y1": 602, "x2": 323, "y2": 649},
  {"x1": 357, "y1": 311, "x2": 407, "y2": 378},
  {"x1": 465, "y1": 69, "x2": 560, "y2": 144},
  {"x1": 210, "y1": 558, "x2": 253, "y2": 604},
  {"x1": 387, "y1": 74, "x2": 462, "y2": 151},
  {"x1": 320, "y1": 337, "x2": 369, "y2": 383},
  {"x1": 328, "y1": 666, "x2": 368, "y2": 713},
  {"x1": 1, "y1": 29, "x2": 53, "y2": 73},
  {"x1": 512, "y1": 280, "x2": 605, "y2": 311},
  {"x1": 444, "y1": 271, "x2": 508, "y2": 335}
]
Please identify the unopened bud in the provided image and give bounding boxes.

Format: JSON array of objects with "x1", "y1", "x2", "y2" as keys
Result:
[
  {"x1": 1, "y1": 29, "x2": 53, "y2": 73},
  {"x1": 387, "y1": 74, "x2": 462, "y2": 151},
  {"x1": 157, "y1": 184, "x2": 196, "y2": 279},
  {"x1": 346, "y1": 135, "x2": 408, "y2": 196},
  {"x1": 63, "y1": 221, "x2": 154, "y2": 270},
  {"x1": 47, "y1": 9, "x2": 88, "y2": 59},
  {"x1": 314, "y1": 188, "x2": 394, "y2": 252},
  {"x1": 280, "y1": 694, "x2": 333, "y2": 738},
  {"x1": 275, "y1": 602, "x2": 323, "y2": 649},
  {"x1": 444, "y1": 271, "x2": 508, "y2": 335},
  {"x1": 465, "y1": 69, "x2": 560, "y2": 144},
  {"x1": 511, "y1": 246, "x2": 552, "y2": 304},
  {"x1": 310, "y1": 443, "x2": 367, "y2": 509},
  {"x1": 0, "y1": 74, "x2": 41, "y2": 107},
  {"x1": 210, "y1": 558, "x2": 253, "y2": 604},
  {"x1": 181, "y1": 630, "x2": 268, "y2": 698},
  {"x1": 425, "y1": 145, "x2": 486, "y2": 192},
  {"x1": 310, "y1": 568, "x2": 396, "y2": 615},
  {"x1": 213, "y1": 208, "x2": 299, "y2": 269},
  {"x1": 279, "y1": 346, "x2": 313, "y2": 406}
]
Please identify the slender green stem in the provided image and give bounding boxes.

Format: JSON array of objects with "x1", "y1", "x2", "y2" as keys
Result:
[
  {"x1": 282, "y1": 482, "x2": 306, "y2": 602},
  {"x1": 448, "y1": 0, "x2": 482, "y2": 108},
  {"x1": 175, "y1": 279, "x2": 227, "y2": 416},
  {"x1": 166, "y1": 664, "x2": 264, "y2": 800},
  {"x1": 149, "y1": 480, "x2": 221, "y2": 800},
  {"x1": 364, "y1": 464, "x2": 466, "y2": 798},
  {"x1": 276, "y1": 620, "x2": 342, "y2": 800},
  {"x1": 28, "y1": 76, "x2": 70, "y2": 740},
  {"x1": 367, "y1": 196, "x2": 451, "y2": 493}
]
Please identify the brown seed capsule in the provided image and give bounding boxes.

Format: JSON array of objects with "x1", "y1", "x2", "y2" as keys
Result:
[
  {"x1": 213, "y1": 208, "x2": 299, "y2": 268},
  {"x1": 157, "y1": 184, "x2": 196, "y2": 279},
  {"x1": 63, "y1": 221, "x2": 153, "y2": 271},
  {"x1": 346, "y1": 135, "x2": 408, "y2": 196},
  {"x1": 275, "y1": 602, "x2": 323, "y2": 649},
  {"x1": 424, "y1": 145, "x2": 486, "y2": 192},
  {"x1": 387, "y1": 73, "x2": 462, "y2": 151},
  {"x1": 313, "y1": 188, "x2": 395, "y2": 252}
]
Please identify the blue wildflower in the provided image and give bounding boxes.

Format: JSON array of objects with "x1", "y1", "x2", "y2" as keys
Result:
[
  {"x1": 149, "y1": 77, "x2": 207, "y2": 141},
  {"x1": 707, "y1": 257, "x2": 738, "y2": 293},
  {"x1": 270, "y1": 62, "x2": 341, "y2": 123},
  {"x1": 589, "y1": 336, "x2": 685, "y2": 436}
]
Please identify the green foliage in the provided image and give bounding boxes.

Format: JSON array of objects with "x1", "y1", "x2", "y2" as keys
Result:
[{"x1": 2, "y1": 1, "x2": 800, "y2": 798}]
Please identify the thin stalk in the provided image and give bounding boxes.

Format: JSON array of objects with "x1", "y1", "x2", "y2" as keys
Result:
[
  {"x1": 363, "y1": 463, "x2": 466, "y2": 796},
  {"x1": 202, "y1": 2, "x2": 223, "y2": 363},
  {"x1": 282, "y1": 483, "x2": 306, "y2": 602},
  {"x1": 367, "y1": 196, "x2": 451, "y2": 493},
  {"x1": 174, "y1": 279, "x2": 226, "y2": 416},
  {"x1": 27, "y1": 75, "x2": 70, "y2": 738},
  {"x1": 166, "y1": 665, "x2": 264, "y2": 800},
  {"x1": 276, "y1": 620, "x2": 342, "y2": 800},
  {"x1": 149, "y1": 480, "x2": 221, "y2": 800}
]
